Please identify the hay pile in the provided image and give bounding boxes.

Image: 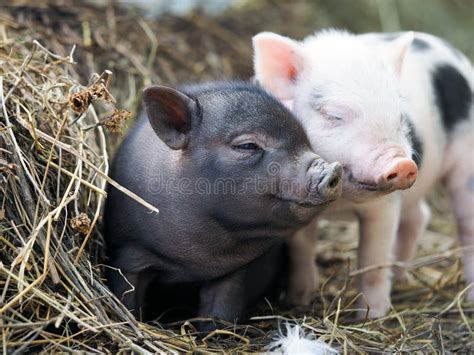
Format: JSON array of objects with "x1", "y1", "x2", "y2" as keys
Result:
[
  {"x1": 1, "y1": 1, "x2": 473, "y2": 353},
  {"x1": 0, "y1": 17, "x2": 185, "y2": 354}
]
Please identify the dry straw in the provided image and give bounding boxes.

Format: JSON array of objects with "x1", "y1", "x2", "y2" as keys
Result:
[{"x1": 0, "y1": 1, "x2": 473, "y2": 353}]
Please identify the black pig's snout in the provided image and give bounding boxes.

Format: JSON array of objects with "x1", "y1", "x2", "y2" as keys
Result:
[
  {"x1": 308, "y1": 161, "x2": 343, "y2": 203},
  {"x1": 318, "y1": 162, "x2": 343, "y2": 201}
]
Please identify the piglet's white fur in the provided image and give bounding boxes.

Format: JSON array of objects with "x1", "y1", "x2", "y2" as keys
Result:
[{"x1": 253, "y1": 29, "x2": 474, "y2": 317}]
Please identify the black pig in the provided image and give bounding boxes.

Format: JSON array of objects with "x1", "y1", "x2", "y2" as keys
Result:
[{"x1": 104, "y1": 82, "x2": 342, "y2": 326}]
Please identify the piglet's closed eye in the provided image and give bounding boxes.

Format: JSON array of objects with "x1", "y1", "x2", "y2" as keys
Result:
[
  {"x1": 143, "y1": 85, "x2": 199, "y2": 150},
  {"x1": 319, "y1": 104, "x2": 359, "y2": 121}
]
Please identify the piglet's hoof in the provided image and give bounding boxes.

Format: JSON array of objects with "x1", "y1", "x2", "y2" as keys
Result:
[
  {"x1": 192, "y1": 318, "x2": 229, "y2": 334},
  {"x1": 356, "y1": 298, "x2": 392, "y2": 320},
  {"x1": 194, "y1": 320, "x2": 217, "y2": 333},
  {"x1": 393, "y1": 267, "x2": 414, "y2": 283}
]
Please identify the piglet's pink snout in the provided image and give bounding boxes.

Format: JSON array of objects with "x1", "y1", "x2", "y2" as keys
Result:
[{"x1": 378, "y1": 158, "x2": 418, "y2": 190}]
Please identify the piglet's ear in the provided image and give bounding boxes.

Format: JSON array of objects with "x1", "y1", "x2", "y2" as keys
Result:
[
  {"x1": 252, "y1": 32, "x2": 303, "y2": 100},
  {"x1": 385, "y1": 32, "x2": 414, "y2": 78},
  {"x1": 143, "y1": 86, "x2": 198, "y2": 150}
]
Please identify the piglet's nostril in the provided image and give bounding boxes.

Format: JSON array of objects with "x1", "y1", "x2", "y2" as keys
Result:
[
  {"x1": 407, "y1": 172, "x2": 416, "y2": 180},
  {"x1": 386, "y1": 173, "x2": 398, "y2": 181},
  {"x1": 317, "y1": 162, "x2": 342, "y2": 201},
  {"x1": 328, "y1": 175, "x2": 340, "y2": 189}
]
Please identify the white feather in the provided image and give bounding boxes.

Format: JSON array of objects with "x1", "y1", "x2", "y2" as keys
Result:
[{"x1": 266, "y1": 323, "x2": 338, "y2": 355}]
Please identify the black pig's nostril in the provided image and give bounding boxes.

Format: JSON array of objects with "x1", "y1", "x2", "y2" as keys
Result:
[
  {"x1": 387, "y1": 173, "x2": 398, "y2": 181},
  {"x1": 328, "y1": 176, "x2": 339, "y2": 189}
]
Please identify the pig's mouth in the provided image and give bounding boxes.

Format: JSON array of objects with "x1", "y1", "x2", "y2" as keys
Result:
[
  {"x1": 345, "y1": 170, "x2": 382, "y2": 192},
  {"x1": 274, "y1": 195, "x2": 333, "y2": 208}
]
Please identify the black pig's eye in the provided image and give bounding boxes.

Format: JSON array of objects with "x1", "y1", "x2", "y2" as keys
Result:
[{"x1": 234, "y1": 142, "x2": 259, "y2": 150}]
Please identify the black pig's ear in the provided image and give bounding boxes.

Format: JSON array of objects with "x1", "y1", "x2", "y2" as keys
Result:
[{"x1": 142, "y1": 85, "x2": 199, "y2": 150}]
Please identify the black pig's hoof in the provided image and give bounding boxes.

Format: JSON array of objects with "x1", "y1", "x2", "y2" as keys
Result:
[
  {"x1": 192, "y1": 318, "x2": 232, "y2": 334},
  {"x1": 194, "y1": 319, "x2": 219, "y2": 333}
]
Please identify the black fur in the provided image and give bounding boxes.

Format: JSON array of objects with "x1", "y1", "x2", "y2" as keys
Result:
[
  {"x1": 432, "y1": 64, "x2": 472, "y2": 132},
  {"x1": 411, "y1": 38, "x2": 430, "y2": 51},
  {"x1": 404, "y1": 115, "x2": 424, "y2": 167}
]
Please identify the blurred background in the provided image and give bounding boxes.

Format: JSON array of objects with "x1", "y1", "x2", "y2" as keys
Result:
[
  {"x1": 3, "y1": 0, "x2": 473, "y2": 113},
  {"x1": 115, "y1": 0, "x2": 474, "y2": 58}
]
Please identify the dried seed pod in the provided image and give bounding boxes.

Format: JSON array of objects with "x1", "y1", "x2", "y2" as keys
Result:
[
  {"x1": 68, "y1": 91, "x2": 92, "y2": 113},
  {"x1": 90, "y1": 82, "x2": 114, "y2": 103},
  {"x1": 68, "y1": 73, "x2": 115, "y2": 113},
  {"x1": 70, "y1": 213, "x2": 92, "y2": 235},
  {"x1": 102, "y1": 109, "x2": 132, "y2": 134}
]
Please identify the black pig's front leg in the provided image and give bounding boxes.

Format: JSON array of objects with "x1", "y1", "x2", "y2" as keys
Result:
[
  {"x1": 107, "y1": 246, "x2": 158, "y2": 321},
  {"x1": 197, "y1": 244, "x2": 282, "y2": 331},
  {"x1": 198, "y1": 268, "x2": 247, "y2": 329},
  {"x1": 107, "y1": 268, "x2": 155, "y2": 321}
]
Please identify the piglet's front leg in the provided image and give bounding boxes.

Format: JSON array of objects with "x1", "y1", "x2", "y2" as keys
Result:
[
  {"x1": 107, "y1": 269, "x2": 155, "y2": 321},
  {"x1": 197, "y1": 269, "x2": 247, "y2": 331},
  {"x1": 287, "y1": 217, "x2": 320, "y2": 306},
  {"x1": 197, "y1": 244, "x2": 282, "y2": 331},
  {"x1": 356, "y1": 194, "x2": 402, "y2": 319}
]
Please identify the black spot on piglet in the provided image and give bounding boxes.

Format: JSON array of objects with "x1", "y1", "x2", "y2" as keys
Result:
[
  {"x1": 432, "y1": 64, "x2": 472, "y2": 133},
  {"x1": 403, "y1": 115, "x2": 424, "y2": 167},
  {"x1": 411, "y1": 38, "x2": 430, "y2": 51}
]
